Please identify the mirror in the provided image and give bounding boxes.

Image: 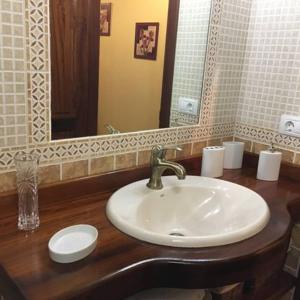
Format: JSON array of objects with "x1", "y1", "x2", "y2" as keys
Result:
[{"x1": 50, "y1": 0, "x2": 212, "y2": 139}]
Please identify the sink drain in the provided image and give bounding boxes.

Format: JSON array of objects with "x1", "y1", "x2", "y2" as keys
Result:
[{"x1": 169, "y1": 232, "x2": 185, "y2": 237}]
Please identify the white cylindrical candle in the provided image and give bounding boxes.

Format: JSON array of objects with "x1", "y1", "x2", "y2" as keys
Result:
[
  {"x1": 257, "y1": 150, "x2": 282, "y2": 181},
  {"x1": 223, "y1": 141, "x2": 245, "y2": 169},
  {"x1": 201, "y1": 146, "x2": 225, "y2": 178}
]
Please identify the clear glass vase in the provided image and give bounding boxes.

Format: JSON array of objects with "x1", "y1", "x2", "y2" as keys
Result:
[{"x1": 14, "y1": 153, "x2": 40, "y2": 231}]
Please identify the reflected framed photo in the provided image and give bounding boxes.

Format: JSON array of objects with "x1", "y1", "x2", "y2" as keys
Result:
[
  {"x1": 100, "y1": 3, "x2": 112, "y2": 36},
  {"x1": 134, "y1": 23, "x2": 159, "y2": 60}
]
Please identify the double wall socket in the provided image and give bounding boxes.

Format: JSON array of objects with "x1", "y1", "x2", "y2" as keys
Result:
[{"x1": 279, "y1": 115, "x2": 300, "y2": 138}]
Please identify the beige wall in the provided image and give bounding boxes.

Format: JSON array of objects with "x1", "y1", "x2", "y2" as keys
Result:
[{"x1": 98, "y1": 0, "x2": 169, "y2": 134}]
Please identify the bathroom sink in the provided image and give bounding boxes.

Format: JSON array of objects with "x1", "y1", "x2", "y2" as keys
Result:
[{"x1": 106, "y1": 176, "x2": 270, "y2": 248}]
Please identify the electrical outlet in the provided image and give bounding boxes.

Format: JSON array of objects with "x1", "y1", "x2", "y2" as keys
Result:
[
  {"x1": 279, "y1": 115, "x2": 300, "y2": 137},
  {"x1": 178, "y1": 97, "x2": 199, "y2": 115}
]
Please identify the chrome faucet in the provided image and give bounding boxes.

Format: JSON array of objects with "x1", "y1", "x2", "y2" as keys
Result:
[{"x1": 147, "y1": 145, "x2": 186, "y2": 190}]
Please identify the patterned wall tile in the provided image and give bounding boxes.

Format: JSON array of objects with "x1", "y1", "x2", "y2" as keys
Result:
[
  {"x1": 200, "y1": 0, "x2": 223, "y2": 126},
  {"x1": 0, "y1": 145, "x2": 27, "y2": 171},
  {"x1": 137, "y1": 128, "x2": 179, "y2": 150},
  {"x1": 27, "y1": 0, "x2": 50, "y2": 143},
  {"x1": 90, "y1": 134, "x2": 139, "y2": 156}
]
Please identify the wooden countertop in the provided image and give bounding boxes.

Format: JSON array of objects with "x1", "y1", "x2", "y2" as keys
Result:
[{"x1": 0, "y1": 155, "x2": 299, "y2": 300}]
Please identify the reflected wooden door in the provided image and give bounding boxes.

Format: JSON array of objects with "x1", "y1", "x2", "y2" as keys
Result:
[{"x1": 50, "y1": 0, "x2": 99, "y2": 139}]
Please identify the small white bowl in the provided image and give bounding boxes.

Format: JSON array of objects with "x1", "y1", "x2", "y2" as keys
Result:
[{"x1": 48, "y1": 224, "x2": 98, "y2": 263}]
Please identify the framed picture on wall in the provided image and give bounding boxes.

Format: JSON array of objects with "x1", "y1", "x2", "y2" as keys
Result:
[
  {"x1": 134, "y1": 23, "x2": 159, "y2": 60},
  {"x1": 100, "y1": 3, "x2": 112, "y2": 36}
]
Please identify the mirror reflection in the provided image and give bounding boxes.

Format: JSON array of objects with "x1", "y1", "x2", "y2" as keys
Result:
[{"x1": 50, "y1": 0, "x2": 211, "y2": 139}]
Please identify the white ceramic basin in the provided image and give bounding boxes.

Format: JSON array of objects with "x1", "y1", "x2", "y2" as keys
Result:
[{"x1": 106, "y1": 176, "x2": 270, "y2": 248}]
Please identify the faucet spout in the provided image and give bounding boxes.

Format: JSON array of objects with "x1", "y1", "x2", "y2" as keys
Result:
[
  {"x1": 158, "y1": 160, "x2": 186, "y2": 180},
  {"x1": 146, "y1": 145, "x2": 187, "y2": 190}
]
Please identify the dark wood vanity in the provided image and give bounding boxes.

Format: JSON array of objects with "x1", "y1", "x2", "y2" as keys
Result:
[{"x1": 0, "y1": 154, "x2": 299, "y2": 300}]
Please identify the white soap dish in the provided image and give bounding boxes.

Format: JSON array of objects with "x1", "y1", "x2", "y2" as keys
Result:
[{"x1": 48, "y1": 224, "x2": 98, "y2": 264}]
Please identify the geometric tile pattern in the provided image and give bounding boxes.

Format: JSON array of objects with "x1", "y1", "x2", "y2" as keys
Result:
[
  {"x1": 0, "y1": 122, "x2": 235, "y2": 171},
  {"x1": 200, "y1": 0, "x2": 223, "y2": 126},
  {"x1": 26, "y1": 0, "x2": 50, "y2": 143},
  {"x1": 235, "y1": 123, "x2": 300, "y2": 151}
]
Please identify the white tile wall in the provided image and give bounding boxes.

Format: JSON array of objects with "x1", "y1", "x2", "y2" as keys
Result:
[
  {"x1": 209, "y1": 0, "x2": 251, "y2": 125},
  {"x1": 0, "y1": 0, "x2": 27, "y2": 147},
  {"x1": 237, "y1": 0, "x2": 300, "y2": 131},
  {"x1": 170, "y1": 0, "x2": 212, "y2": 126}
]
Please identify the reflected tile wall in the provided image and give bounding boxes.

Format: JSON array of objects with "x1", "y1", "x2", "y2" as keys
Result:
[
  {"x1": 170, "y1": 0, "x2": 212, "y2": 126},
  {"x1": 211, "y1": 0, "x2": 252, "y2": 124}
]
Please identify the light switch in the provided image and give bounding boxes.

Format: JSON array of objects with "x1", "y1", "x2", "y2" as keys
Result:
[
  {"x1": 279, "y1": 114, "x2": 300, "y2": 137},
  {"x1": 178, "y1": 97, "x2": 199, "y2": 115}
]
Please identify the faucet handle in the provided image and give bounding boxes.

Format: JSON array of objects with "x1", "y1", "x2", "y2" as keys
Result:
[{"x1": 152, "y1": 145, "x2": 182, "y2": 159}]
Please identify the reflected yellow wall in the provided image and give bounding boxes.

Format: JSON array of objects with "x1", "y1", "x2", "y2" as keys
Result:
[{"x1": 98, "y1": 0, "x2": 168, "y2": 134}]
